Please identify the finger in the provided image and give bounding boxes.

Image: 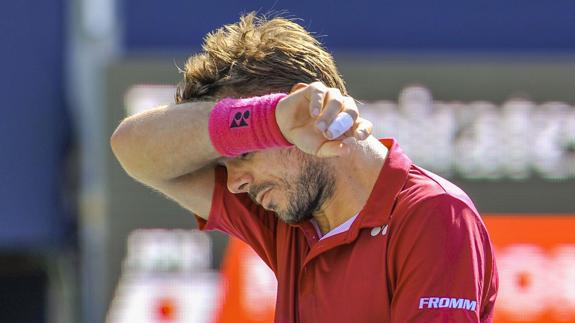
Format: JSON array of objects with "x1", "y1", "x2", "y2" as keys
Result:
[
  {"x1": 326, "y1": 97, "x2": 360, "y2": 139},
  {"x1": 305, "y1": 82, "x2": 328, "y2": 117},
  {"x1": 289, "y1": 82, "x2": 308, "y2": 94},
  {"x1": 315, "y1": 88, "x2": 344, "y2": 132},
  {"x1": 352, "y1": 118, "x2": 373, "y2": 141},
  {"x1": 325, "y1": 111, "x2": 354, "y2": 140},
  {"x1": 342, "y1": 118, "x2": 371, "y2": 141},
  {"x1": 343, "y1": 117, "x2": 372, "y2": 139},
  {"x1": 341, "y1": 96, "x2": 359, "y2": 121}
]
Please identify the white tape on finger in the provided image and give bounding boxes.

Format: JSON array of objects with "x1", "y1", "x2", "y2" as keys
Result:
[{"x1": 327, "y1": 112, "x2": 354, "y2": 139}]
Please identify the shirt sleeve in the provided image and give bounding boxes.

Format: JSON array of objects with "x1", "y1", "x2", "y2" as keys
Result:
[
  {"x1": 194, "y1": 165, "x2": 279, "y2": 272},
  {"x1": 388, "y1": 194, "x2": 498, "y2": 322}
]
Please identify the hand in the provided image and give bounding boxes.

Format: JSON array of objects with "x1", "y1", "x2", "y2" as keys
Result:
[{"x1": 275, "y1": 82, "x2": 373, "y2": 157}]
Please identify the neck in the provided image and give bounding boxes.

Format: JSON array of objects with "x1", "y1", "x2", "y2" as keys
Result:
[{"x1": 313, "y1": 136, "x2": 388, "y2": 234}]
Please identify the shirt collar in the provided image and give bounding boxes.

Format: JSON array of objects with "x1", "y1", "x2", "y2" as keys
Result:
[
  {"x1": 294, "y1": 138, "x2": 412, "y2": 245},
  {"x1": 355, "y1": 138, "x2": 412, "y2": 228}
]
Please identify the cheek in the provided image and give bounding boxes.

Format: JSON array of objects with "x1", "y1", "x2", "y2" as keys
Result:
[
  {"x1": 274, "y1": 164, "x2": 299, "y2": 189},
  {"x1": 278, "y1": 151, "x2": 305, "y2": 175},
  {"x1": 259, "y1": 149, "x2": 305, "y2": 189}
]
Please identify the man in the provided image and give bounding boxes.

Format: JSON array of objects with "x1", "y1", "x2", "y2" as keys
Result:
[{"x1": 111, "y1": 13, "x2": 498, "y2": 322}]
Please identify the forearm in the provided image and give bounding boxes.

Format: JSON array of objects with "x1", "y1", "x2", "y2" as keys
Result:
[{"x1": 110, "y1": 101, "x2": 220, "y2": 184}]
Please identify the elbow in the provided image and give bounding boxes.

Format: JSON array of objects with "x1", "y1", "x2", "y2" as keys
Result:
[
  {"x1": 110, "y1": 120, "x2": 130, "y2": 161},
  {"x1": 110, "y1": 120, "x2": 139, "y2": 177},
  {"x1": 110, "y1": 120, "x2": 156, "y2": 184}
]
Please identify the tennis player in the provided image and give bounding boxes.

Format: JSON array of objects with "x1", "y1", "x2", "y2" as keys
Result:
[{"x1": 111, "y1": 13, "x2": 498, "y2": 322}]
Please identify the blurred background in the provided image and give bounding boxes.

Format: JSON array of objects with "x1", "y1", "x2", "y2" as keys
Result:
[{"x1": 1, "y1": 0, "x2": 575, "y2": 322}]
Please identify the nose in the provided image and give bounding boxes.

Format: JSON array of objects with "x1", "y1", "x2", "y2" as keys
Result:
[{"x1": 225, "y1": 163, "x2": 253, "y2": 194}]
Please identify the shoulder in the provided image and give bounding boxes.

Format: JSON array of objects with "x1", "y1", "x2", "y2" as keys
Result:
[
  {"x1": 393, "y1": 165, "x2": 479, "y2": 220},
  {"x1": 387, "y1": 180, "x2": 492, "y2": 272},
  {"x1": 389, "y1": 165, "x2": 486, "y2": 241}
]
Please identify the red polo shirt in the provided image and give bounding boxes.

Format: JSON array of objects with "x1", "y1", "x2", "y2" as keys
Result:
[{"x1": 196, "y1": 138, "x2": 498, "y2": 322}]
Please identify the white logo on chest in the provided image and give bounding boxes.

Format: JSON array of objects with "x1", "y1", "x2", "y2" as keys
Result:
[{"x1": 370, "y1": 224, "x2": 388, "y2": 237}]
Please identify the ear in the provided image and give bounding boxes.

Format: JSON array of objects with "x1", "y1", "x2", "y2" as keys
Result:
[{"x1": 289, "y1": 83, "x2": 308, "y2": 94}]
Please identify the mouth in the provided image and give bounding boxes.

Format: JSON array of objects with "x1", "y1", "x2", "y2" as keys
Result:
[{"x1": 256, "y1": 187, "x2": 272, "y2": 205}]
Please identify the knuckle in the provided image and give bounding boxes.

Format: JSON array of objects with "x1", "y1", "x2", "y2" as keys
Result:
[
  {"x1": 345, "y1": 108, "x2": 359, "y2": 120},
  {"x1": 328, "y1": 88, "x2": 342, "y2": 99},
  {"x1": 343, "y1": 96, "x2": 357, "y2": 107},
  {"x1": 310, "y1": 81, "x2": 326, "y2": 91},
  {"x1": 343, "y1": 98, "x2": 359, "y2": 119},
  {"x1": 327, "y1": 90, "x2": 344, "y2": 109}
]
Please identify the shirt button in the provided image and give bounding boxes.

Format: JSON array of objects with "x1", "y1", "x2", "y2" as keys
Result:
[
  {"x1": 370, "y1": 226, "x2": 382, "y2": 236},
  {"x1": 381, "y1": 225, "x2": 388, "y2": 235}
]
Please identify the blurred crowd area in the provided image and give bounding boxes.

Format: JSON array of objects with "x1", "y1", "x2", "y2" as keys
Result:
[
  {"x1": 2, "y1": 0, "x2": 575, "y2": 322},
  {"x1": 366, "y1": 86, "x2": 575, "y2": 180}
]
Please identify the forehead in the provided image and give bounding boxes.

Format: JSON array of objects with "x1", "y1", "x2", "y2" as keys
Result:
[{"x1": 216, "y1": 148, "x2": 298, "y2": 167}]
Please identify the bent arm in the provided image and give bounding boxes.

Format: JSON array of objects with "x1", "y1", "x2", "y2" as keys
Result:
[
  {"x1": 110, "y1": 101, "x2": 220, "y2": 219},
  {"x1": 111, "y1": 101, "x2": 218, "y2": 182},
  {"x1": 109, "y1": 84, "x2": 374, "y2": 220}
]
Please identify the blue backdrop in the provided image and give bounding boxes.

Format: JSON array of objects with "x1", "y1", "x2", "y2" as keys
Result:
[
  {"x1": 0, "y1": 0, "x2": 71, "y2": 248},
  {"x1": 122, "y1": 0, "x2": 575, "y2": 53}
]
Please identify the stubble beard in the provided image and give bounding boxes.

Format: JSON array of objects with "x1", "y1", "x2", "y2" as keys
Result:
[{"x1": 275, "y1": 157, "x2": 336, "y2": 225}]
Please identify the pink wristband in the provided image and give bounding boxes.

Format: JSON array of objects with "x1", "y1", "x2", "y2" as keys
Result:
[{"x1": 208, "y1": 93, "x2": 293, "y2": 157}]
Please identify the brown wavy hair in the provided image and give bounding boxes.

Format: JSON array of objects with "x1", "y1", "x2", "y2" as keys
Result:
[{"x1": 175, "y1": 12, "x2": 346, "y2": 103}]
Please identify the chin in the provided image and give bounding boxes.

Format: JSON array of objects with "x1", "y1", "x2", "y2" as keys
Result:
[
  {"x1": 279, "y1": 216, "x2": 299, "y2": 225},
  {"x1": 277, "y1": 211, "x2": 312, "y2": 225}
]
